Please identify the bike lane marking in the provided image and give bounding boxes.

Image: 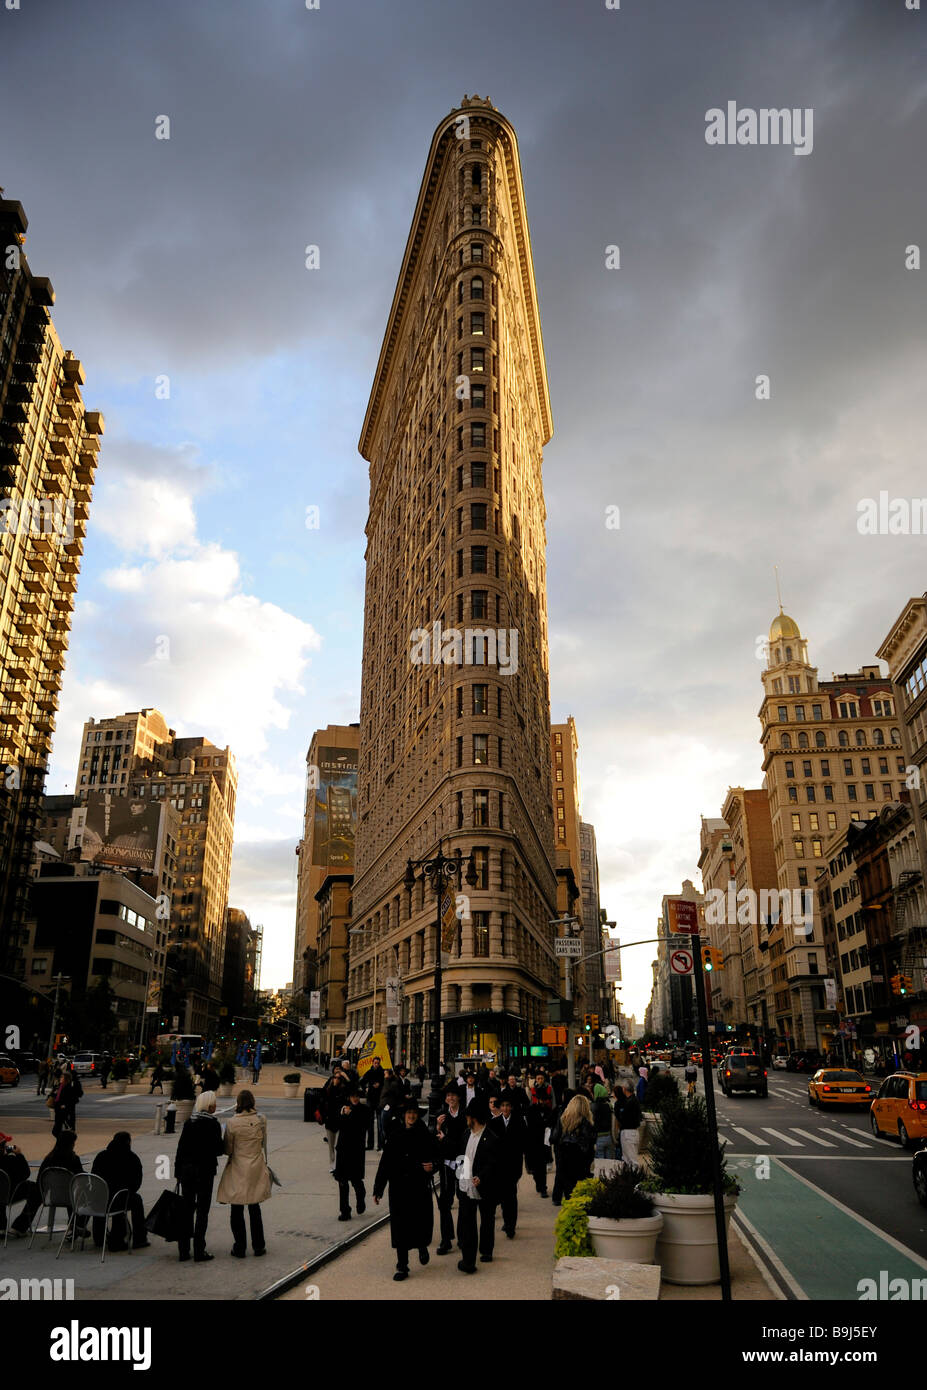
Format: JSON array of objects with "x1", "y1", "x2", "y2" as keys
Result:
[{"x1": 731, "y1": 1155, "x2": 927, "y2": 1300}]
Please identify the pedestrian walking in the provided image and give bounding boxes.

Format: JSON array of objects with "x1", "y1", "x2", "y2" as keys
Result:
[
  {"x1": 321, "y1": 1069, "x2": 348, "y2": 1170},
  {"x1": 636, "y1": 1063, "x2": 649, "y2": 1105},
  {"x1": 251, "y1": 1044, "x2": 262, "y2": 1086},
  {"x1": 456, "y1": 1099, "x2": 500, "y2": 1272},
  {"x1": 217, "y1": 1089, "x2": 271, "y2": 1257},
  {"x1": 149, "y1": 1061, "x2": 166, "y2": 1095},
  {"x1": 434, "y1": 1083, "x2": 467, "y2": 1254},
  {"x1": 51, "y1": 1068, "x2": 81, "y2": 1138},
  {"x1": 175, "y1": 1090, "x2": 225, "y2": 1263},
  {"x1": 378, "y1": 1068, "x2": 405, "y2": 1150},
  {"x1": 618, "y1": 1082, "x2": 642, "y2": 1166},
  {"x1": 200, "y1": 1062, "x2": 220, "y2": 1093},
  {"x1": 372, "y1": 1096, "x2": 436, "y2": 1281},
  {"x1": 361, "y1": 1057, "x2": 386, "y2": 1150},
  {"x1": 334, "y1": 1082, "x2": 368, "y2": 1220},
  {"x1": 551, "y1": 1095, "x2": 595, "y2": 1205},
  {"x1": 491, "y1": 1094, "x2": 525, "y2": 1238},
  {"x1": 592, "y1": 1078, "x2": 614, "y2": 1160},
  {"x1": 36, "y1": 1058, "x2": 51, "y2": 1096},
  {"x1": 524, "y1": 1084, "x2": 553, "y2": 1198}
]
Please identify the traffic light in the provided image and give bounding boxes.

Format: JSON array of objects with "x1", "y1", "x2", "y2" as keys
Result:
[
  {"x1": 891, "y1": 974, "x2": 903, "y2": 996},
  {"x1": 701, "y1": 947, "x2": 723, "y2": 972},
  {"x1": 583, "y1": 1013, "x2": 593, "y2": 1031},
  {"x1": 900, "y1": 975, "x2": 912, "y2": 996},
  {"x1": 575, "y1": 1035, "x2": 586, "y2": 1048},
  {"x1": 590, "y1": 1014, "x2": 600, "y2": 1032}
]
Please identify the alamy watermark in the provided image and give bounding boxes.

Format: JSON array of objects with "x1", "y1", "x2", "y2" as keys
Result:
[
  {"x1": 0, "y1": 496, "x2": 75, "y2": 544},
  {"x1": 857, "y1": 493, "x2": 927, "y2": 535},
  {"x1": 705, "y1": 102, "x2": 813, "y2": 156},
  {"x1": 410, "y1": 621, "x2": 518, "y2": 675},
  {"x1": 704, "y1": 884, "x2": 814, "y2": 936}
]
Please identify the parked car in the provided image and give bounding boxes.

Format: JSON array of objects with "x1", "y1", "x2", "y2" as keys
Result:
[
  {"x1": 670, "y1": 1050, "x2": 688, "y2": 1066},
  {"x1": 12, "y1": 1051, "x2": 38, "y2": 1074},
  {"x1": 807, "y1": 1069, "x2": 873, "y2": 1107},
  {"x1": 772, "y1": 1055, "x2": 788, "y2": 1070},
  {"x1": 913, "y1": 1146, "x2": 927, "y2": 1207},
  {"x1": 0, "y1": 1054, "x2": 21, "y2": 1087},
  {"x1": 870, "y1": 1072, "x2": 927, "y2": 1149},
  {"x1": 718, "y1": 1053, "x2": 768, "y2": 1097}
]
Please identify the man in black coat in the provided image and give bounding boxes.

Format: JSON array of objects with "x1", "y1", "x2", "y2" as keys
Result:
[
  {"x1": 0, "y1": 1135, "x2": 31, "y2": 1234},
  {"x1": 500, "y1": 1074, "x2": 529, "y2": 1118},
  {"x1": 361, "y1": 1058, "x2": 386, "y2": 1150},
  {"x1": 91, "y1": 1132, "x2": 148, "y2": 1251},
  {"x1": 456, "y1": 1099, "x2": 501, "y2": 1273},
  {"x1": 175, "y1": 1095, "x2": 225, "y2": 1261},
  {"x1": 373, "y1": 1098, "x2": 437, "y2": 1281},
  {"x1": 491, "y1": 1095, "x2": 526, "y2": 1238},
  {"x1": 433, "y1": 1084, "x2": 468, "y2": 1255},
  {"x1": 334, "y1": 1083, "x2": 368, "y2": 1219}
]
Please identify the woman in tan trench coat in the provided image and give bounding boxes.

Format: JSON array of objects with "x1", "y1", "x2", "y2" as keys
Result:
[{"x1": 217, "y1": 1089, "x2": 271, "y2": 1256}]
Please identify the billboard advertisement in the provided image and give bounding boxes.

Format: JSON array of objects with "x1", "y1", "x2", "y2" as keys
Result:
[
  {"x1": 312, "y1": 746, "x2": 357, "y2": 868},
  {"x1": 80, "y1": 792, "x2": 162, "y2": 872}
]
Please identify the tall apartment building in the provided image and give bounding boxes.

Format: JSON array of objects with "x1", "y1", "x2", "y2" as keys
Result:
[
  {"x1": 0, "y1": 194, "x2": 102, "y2": 978},
  {"x1": 759, "y1": 608, "x2": 904, "y2": 1048},
  {"x1": 349, "y1": 96, "x2": 559, "y2": 1068},
  {"x1": 551, "y1": 718, "x2": 601, "y2": 1012},
  {"x1": 578, "y1": 821, "x2": 608, "y2": 1021},
  {"x1": 75, "y1": 711, "x2": 237, "y2": 1035},
  {"x1": 292, "y1": 724, "x2": 359, "y2": 997}
]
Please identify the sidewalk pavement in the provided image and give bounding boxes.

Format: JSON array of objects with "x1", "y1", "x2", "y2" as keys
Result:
[
  {"x1": 282, "y1": 1172, "x2": 776, "y2": 1302},
  {"x1": 2, "y1": 1067, "x2": 368, "y2": 1300}
]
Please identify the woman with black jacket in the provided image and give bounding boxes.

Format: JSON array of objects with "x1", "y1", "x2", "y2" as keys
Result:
[
  {"x1": 550, "y1": 1095, "x2": 595, "y2": 1205},
  {"x1": 9, "y1": 1131, "x2": 84, "y2": 1235},
  {"x1": 524, "y1": 1087, "x2": 554, "y2": 1198},
  {"x1": 433, "y1": 1083, "x2": 468, "y2": 1255},
  {"x1": 175, "y1": 1090, "x2": 225, "y2": 1262},
  {"x1": 373, "y1": 1096, "x2": 436, "y2": 1281}
]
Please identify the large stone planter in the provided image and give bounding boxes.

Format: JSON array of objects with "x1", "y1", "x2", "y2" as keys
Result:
[
  {"x1": 174, "y1": 1099, "x2": 195, "y2": 1127},
  {"x1": 649, "y1": 1191, "x2": 737, "y2": 1285},
  {"x1": 283, "y1": 1083, "x2": 299, "y2": 1098},
  {"x1": 112, "y1": 1079, "x2": 128, "y2": 1096},
  {"x1": 218, "y1": 1083, "x2": 234, "y2": 1098},
  {"x1": 587, "y1": 1212, "x2": 663, "y2": 1265}
]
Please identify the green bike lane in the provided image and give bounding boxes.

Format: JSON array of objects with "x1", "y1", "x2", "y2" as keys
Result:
[{"x1": 729, "y1": 1156, "x2": 927, "y2": 1300}]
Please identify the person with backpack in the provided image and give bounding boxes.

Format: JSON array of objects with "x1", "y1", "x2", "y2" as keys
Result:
[
  {"x1": 684, "y1": 1058, "x2": 698, "y2": 1099},
  {"x1": 551, "y1": 1095, "x2": 595, "y2": 1205}
]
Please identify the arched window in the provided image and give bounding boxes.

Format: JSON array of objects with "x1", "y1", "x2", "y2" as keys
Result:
[
  {"x1": 873, "y1": 729, "x2": 884, "y2": 747},
  {"x1": 780, "y1": 733, "x2": 791, "y2": 750},
  {"x1": 891, "y1": 728, "x2": 901, "y2": 746},
  {"x1": 838, "y1": 730, "x2": 849, "y2": 748},
  {"x1": 798, "y1": 732, "x2": 809, "y2": 749},
  {"x1": 470, "y1": 276, "x2": 484, "y2": 301},
  {"x1": 785, "y1": 647, "x2": 792, "y2": 662},
  {"x1": 855, "y1": 730, "x2": 866, "y2": 746},
  {"x1": 815, "y1": 731, "x2": 826, "y2": 748}
]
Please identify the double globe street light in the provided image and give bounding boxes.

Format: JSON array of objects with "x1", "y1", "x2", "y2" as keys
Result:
[{"x1": 403, "y1": 841, "x2": 479, "y2": 1081}]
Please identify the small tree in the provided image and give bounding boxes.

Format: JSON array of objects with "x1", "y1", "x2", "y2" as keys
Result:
[
  {"x1": 639, "y1": 1069, "x2": 680, "y2": 1114},
  {"x1": 640, "y1": 1096, "x2": 738, "y2": 1196}
]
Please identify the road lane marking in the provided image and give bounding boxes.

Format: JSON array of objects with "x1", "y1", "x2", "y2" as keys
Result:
[
  {"x1": 819, "y1": 1127, "x2": 872, "y2": 1148},
  {"x1": 761, "y1": 1128, "x2": 803, "y2": 1146},
  {"x1": 789, "y1": 1128, "x2": 836, "y2": 1148},
  {"x1": 731, "y1": 1127, "x2": 767, "y2": 1145}
]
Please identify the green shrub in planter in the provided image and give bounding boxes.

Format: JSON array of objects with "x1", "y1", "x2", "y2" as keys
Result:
[
  {"x1": 171, "y1": 1068, "x2": 195, "y2": 1102},
  {"x1": 639, "y1": 1096, "x2": 740, "y2": 1196},
  {"x1": 553, "y1": 1176, "x2": 599, "y2": 1259},
  {"x1": 112, "y1": 1059, "x2": 129, "y2": 1082},
  {"x1": 218, "y1": 1061, "x2": 236, "y2": 1085},
  {"x1": 640, "y1": 1069, "x2": 681, "y2": 1115},
  {"x1": 283, "y1": 1073, "x2": 302, "y2": 1084},
  {"x1": 585, "y1": 1165, "x2": 655, "y2": 1221}
]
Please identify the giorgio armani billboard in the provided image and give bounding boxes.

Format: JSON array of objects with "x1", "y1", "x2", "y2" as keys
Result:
[{"x1": 80, "y1": 792, "x2": 162, "y2": 873}]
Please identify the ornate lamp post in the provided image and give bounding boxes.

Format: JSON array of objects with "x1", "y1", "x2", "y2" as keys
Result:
[{"x1": 403, "y1": 841, "x2": 478, "y2": 1080}]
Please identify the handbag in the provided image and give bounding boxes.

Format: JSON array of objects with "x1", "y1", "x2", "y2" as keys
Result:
[
  {"x1": 267, "y1": 1165, "x2": 282, "y2": 1188},
  {"x1": 145, "y1": 1184, "x2": 189, "y2": 1243},
  {"x1": 46, "y1": 1094, "x2": 55, "y2": 1109}
]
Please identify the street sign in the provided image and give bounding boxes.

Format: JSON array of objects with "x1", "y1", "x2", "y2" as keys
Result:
[
  {"x1": 667, "y1": 899, "x2": 699, "y2": 934},
  {"x1": 555, "y1": 936, "x2": 583, "y2": 958},
  {"x1": 670, "y1": 947, "x2": 694, "y2": 976}
]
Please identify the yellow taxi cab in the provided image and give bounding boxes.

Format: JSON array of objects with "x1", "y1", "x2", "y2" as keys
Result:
[
  {"x1": 0, "y1": 1054, "x2": 21, "y2": 1087},
  {"x1": 807, "y1": 1068, "x2": 872, "y2": 1107},
  {"x1": 870, "y1": 1072, "x2": 927, "y2": 1149}
]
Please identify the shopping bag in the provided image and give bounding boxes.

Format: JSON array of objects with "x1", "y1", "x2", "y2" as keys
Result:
[{"x1": 145, "y1": 1185, "x2": 189, "y2": 1243}]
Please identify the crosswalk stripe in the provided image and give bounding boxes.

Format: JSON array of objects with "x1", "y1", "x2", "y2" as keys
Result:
[
  {"x1": 790, "y1": 1128, "x2": 836, "y2": 1148},
  {"x1": 731, "y1": 1127, "x2": 768, "y2": 1145},
  {"x1": 761, "y1": 1128, "x2": 803, "y2": 1147},
  {"x1": 819, "y1": 1127, "x2": 872, "y2": 1149}
]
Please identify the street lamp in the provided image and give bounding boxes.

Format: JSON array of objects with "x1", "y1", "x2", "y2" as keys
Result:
[{"x1": 404, "y1": 841, "x2": 478, "y2": 1080}]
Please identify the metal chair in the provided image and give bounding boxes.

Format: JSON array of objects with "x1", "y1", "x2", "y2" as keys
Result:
[
  {"x1": 57, "y1": 1175, "x2": 132, "y2": 1264},
  {"x1": 26, "y1": 1167, "x2": 75, "y2": 1247},
  {"x1": 0, "y1": 1169, "x2": 19, "y2": 1248}
]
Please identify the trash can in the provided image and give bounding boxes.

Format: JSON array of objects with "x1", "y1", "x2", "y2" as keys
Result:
[
  {"x1": 164, "y1": 1103, "x2": 177, "y2": 1135},
  {"x1": 304, "y1": 1087, "x2": 316, "y2": 1123}
]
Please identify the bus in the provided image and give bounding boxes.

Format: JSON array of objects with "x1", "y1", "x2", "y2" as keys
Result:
[{"x1": 155, "y1": 1033, "x2": 204, "y2": 1053}]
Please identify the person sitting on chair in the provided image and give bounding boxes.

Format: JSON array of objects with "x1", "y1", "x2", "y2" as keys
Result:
[
  {"x1": 9, "y1": 1131, "x2": 83, "y2": 1236},
  {"x1": 90, "y1": 1132, "x2": 149, "y2": 1251}
]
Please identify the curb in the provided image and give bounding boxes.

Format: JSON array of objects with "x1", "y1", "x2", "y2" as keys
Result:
[{"x1": 255, "y1": 1212, "x2": 391, "y2": 1300}]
